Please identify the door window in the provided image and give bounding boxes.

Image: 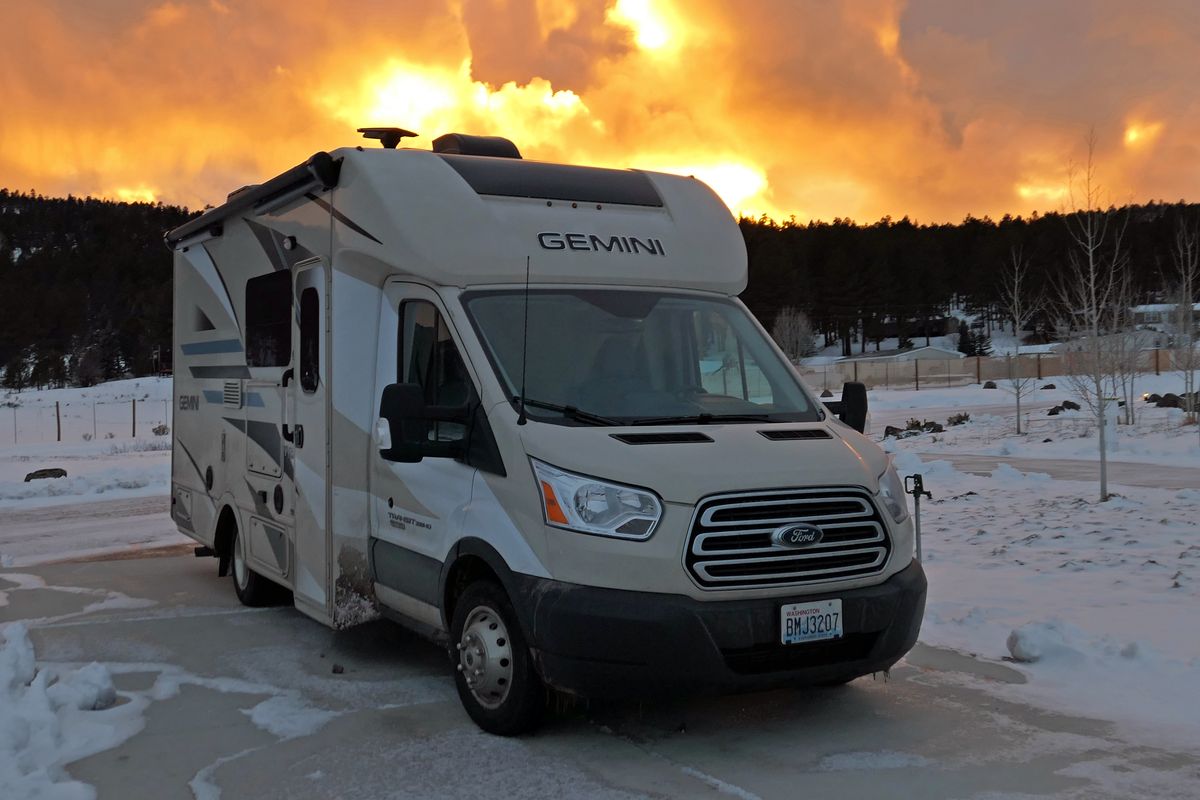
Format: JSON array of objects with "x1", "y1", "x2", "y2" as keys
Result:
[
  {"x1": 398, "y1": 301, "x2": 471, "y2": 442},
  {"x1": 299, "y1": 288, "x2": 319, "y2": 393}
]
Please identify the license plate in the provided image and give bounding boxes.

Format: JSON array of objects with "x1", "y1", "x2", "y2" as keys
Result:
[{"x1": 780, "y1": 599, "x2": 843, "y2": 645}]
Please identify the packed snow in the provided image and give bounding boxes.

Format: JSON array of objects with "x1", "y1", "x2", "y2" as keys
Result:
[{"x1": 0, "y1": 624, "x2": 138, "y2": 800}]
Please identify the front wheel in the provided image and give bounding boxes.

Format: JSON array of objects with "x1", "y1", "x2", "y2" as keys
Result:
[{"x1": 450, "y1": 581, "x2": 545, "y2": 736}]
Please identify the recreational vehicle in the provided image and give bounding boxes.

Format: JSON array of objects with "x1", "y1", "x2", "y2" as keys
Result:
[{"x1": 166, "y1": 128, "x2": 926, "y2": 735}]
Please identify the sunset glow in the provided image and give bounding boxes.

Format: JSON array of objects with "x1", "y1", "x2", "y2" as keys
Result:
[{"x1": 0, "y1": 1, "x2": 1196, "y2": 222}]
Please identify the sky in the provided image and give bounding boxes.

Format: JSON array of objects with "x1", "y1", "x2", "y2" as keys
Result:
[{"x1": 1, "y1": 0, "x2": 1198, "y2": 223}]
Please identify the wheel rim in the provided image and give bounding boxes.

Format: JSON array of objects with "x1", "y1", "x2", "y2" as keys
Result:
[
  {"x1": 456, "y1": 604, "x2": 514, "y2": 709},
  {"x1": 233, "y1": 534, "x2": 248, "y2": 590}
]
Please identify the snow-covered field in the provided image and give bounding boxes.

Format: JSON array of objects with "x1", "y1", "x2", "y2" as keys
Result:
[{"x1": 894, "y1": 451, "x2": 1199, "y2": 746}]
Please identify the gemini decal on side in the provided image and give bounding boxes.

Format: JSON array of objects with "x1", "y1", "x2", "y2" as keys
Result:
[
  {"x1": 537, "y1": 232, "x2": 667, "y2": 256},
  {"x1": 178, "y1": 395, "x2": 200, "y2": 411}
]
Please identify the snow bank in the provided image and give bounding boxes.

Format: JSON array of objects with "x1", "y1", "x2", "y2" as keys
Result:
[
  {"x1": 0, "y1": 465, "x2": 167, "y2": 509},
  {"x1": 0, "y1": 624, "x2": 139, "y2": 800}
]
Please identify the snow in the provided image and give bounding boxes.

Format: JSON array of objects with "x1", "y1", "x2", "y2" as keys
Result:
[
  {"x1": 893, "y1": 450, "x2": 1200, "y2": 746},
  {"x1": 240, "y1": 695, "x2": 339, "y2": 741},
  {"x1": 0, "y1": 624, "x2": 143, "y2": 800}
]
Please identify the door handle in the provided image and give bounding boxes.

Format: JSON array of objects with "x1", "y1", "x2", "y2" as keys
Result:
[{"x1": 294, "y1": 424, "x2": 304, "y2": 448}]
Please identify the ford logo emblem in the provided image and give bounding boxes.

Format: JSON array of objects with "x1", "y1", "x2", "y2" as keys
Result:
[{"x1": 771, "y1": 523, "x2": 824, "y2": 548}]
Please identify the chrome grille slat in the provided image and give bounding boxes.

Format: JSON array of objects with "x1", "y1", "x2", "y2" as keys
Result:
[
  {"x1": 694, "y1": 548, "x2": 888, "y2": 583},
  {"x1": 685, "y1": 487, "x2": 892, "y2": 590},
  {"x1": 698, "y1": 496, "x2": 872, "y2": 528},
  {"x1": 692, "y1": 521, "x2": 884, "y2": 556}
]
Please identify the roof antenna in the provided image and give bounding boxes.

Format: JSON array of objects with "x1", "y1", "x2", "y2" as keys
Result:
[
  {"x1": 517, "y1": 255, "x2": 531, "y2": 426},
  {"x1": 357, "y1": 127, "x2": 418, "y2": 149}
]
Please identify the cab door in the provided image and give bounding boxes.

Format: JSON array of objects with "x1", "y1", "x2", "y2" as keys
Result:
[
  {"x1": 369, "y1": 284, "x2": 478, "y2": 623},
  {"x1": 291, "y1": 262, "x2": 330, "y2": 619}
]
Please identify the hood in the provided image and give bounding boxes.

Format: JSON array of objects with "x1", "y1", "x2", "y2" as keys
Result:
[{"x1": 520, "y1": 421, "x2": 889, "y2": 504}]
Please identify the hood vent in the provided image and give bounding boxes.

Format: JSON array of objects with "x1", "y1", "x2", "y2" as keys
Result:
[
  {"x1": 758, "y1": 429, "x2": 832, "y2": 441},
  {"x1": 611, "y1": 432, "x2": 714, "y2": 445}
]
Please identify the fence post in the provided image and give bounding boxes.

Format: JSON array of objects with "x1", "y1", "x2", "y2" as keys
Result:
[
  {"x1": 914, "y1": 360, "x2": 920, "y2": 391},
  {"x1": 853, "y1": 361, "x2": 859, "y2": 383},
  {"x1": 56, "y1": 401, "x2": 61, "y2": 442},
  {"x1": 11, "y1": 407, "x2": 15, "y2": 444},
  {"x1": 132, "y1": 399, "x2": 137, "y2": 438},
  {"x1": 1154, "y1": 348, "x2": 1160, "y2": 376},
  {"x1": 1036, "y1": 353, "x2": 1042, "y2": 380},
  {"x1": 976, "y1": 356, "x2": 981, "y2": 384}
]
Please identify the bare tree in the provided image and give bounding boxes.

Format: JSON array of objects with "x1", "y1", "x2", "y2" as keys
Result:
[
  {"x1": 1168, "y1": 218, "x2": 1200, "y2": 432},
  {"x1": 999, "y1": 246, "x2": 1045, "y2": 433},
  {"x1": 772, "y1": 307, "x2": 818, "y2": 362},
  {"x1": 1110, "y1": 276, "x2": 1147, "y2": 426},
  {"x1": 1056, "y1": 132, "x2": 1128, "y2": 501}
]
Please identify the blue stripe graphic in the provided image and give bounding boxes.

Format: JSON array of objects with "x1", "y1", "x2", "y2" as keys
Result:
[
  {"x1": 245, "y1": 393, "x2": 266, "y2": 407},
  {"x1": 202, "y1": 390, "x2": 223, "y2": 404},
  {"x1": 181, "y1": 339, "x2": 243, "y2": 355}
]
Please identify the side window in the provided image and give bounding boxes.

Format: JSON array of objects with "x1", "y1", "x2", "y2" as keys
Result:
[
  {"x1": 245, "y1": 271, "x2": 292, "y2": 367},
  {"x1": 693, "y1": 310, "x2": 774, "y2": 405},
  {"x1": 398, "y1": 300, "x2": 472, "y2": 442},
  {"x1": 299, "y1": 288, "x2": 319, "y2": 393}
]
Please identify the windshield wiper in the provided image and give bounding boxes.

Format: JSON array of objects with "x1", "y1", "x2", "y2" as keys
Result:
[
  {"x1": 630, "y1": 413, "x2": 772, "y2": 426},
  {"x1": 516, "y1": 398, "x2": 622, "y2": 427}
]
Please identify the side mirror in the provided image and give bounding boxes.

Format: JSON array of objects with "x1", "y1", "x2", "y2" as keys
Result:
[
  {"x1": 838, "y1": 381, "x2": 868, "y2": 433},
  {"x1": 378, "y1": 383, "x2": 471, "y2": 463}
]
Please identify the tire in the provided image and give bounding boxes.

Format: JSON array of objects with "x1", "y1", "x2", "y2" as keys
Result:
[
  {"x1": 230, "y1": 527, "x2": 273, "y2": 607},
  {"x1": 450, "y1": 581, "x2": 545, "y2": 736}
]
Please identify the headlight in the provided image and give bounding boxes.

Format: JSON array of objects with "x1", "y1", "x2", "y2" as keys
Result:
[
  {"x1": 531, "y1": 458, "x2": 662, "y2": 540},
  {"x1": 876, "y1": 462, "x2": 909, "y2": 524}
]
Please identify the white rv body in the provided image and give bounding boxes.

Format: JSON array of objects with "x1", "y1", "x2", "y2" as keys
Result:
[{"x1": 169, "y1": 133, "x2": 926, "y2": 733}]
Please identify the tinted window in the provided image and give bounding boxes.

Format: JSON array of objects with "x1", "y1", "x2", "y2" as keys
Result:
[
  {"x1": 399, "y1": 301, "x2": 471, "y2": 442},
  {"x1": 245, "y1": 271, "x2": 292, "y2": 367},
  {"x1": 299, "y1": 288, "x2": 319, "y2": 392}
]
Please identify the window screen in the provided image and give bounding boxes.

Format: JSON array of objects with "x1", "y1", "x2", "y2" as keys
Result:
[
  {"x1": 299, "y1": 288, "x2": 319, "y2": 392},
  {"x1": 245, "y1": 271, "x2": 292, "y2": 367}
]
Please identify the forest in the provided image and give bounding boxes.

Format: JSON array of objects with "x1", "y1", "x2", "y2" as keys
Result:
[{"x1": 1, "y1": 188, "x2": 1196, "y2": 388}]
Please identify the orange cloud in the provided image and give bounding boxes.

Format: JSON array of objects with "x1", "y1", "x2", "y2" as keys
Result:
[{"x1": 0, "y1": 0, "x2": 1197, "y2": 221}]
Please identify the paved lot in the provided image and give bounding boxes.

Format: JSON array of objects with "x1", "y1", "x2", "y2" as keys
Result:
[{"x1": 3, "y1": 554, "x2": 1198, "y2": 799}]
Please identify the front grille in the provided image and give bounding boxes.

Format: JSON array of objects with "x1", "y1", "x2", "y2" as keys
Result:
[{"x1": 686, "y1": 487, "x2": 891, "y2": 590}]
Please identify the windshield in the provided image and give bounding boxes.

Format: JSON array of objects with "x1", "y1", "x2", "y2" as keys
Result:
[{"x1": 462, "y1": 289, "x2": 820, "y2": 425}]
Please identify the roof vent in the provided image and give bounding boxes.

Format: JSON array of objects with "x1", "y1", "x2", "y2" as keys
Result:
[
  {"x1": 433, "y1": 133, "x2": 522, "y2": 159},
  {"x1": 358, "y1": 127, "x2": 418, "y2": 149}
]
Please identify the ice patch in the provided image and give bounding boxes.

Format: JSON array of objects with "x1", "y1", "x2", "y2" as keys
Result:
[
  {"x1": 242, "y1": 695, "x2": 339, "y2": 740},
  {"x1": 818, "y1": 751, "x2": 935, "y2": 771}
]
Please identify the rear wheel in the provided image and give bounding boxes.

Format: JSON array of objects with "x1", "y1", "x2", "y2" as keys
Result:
[
  {"x1": 231, "y1": 527, "x2": 273, "y2": 607},
  {"x1": 450, "y1": 581, "x2": 545, "y2": 736}
]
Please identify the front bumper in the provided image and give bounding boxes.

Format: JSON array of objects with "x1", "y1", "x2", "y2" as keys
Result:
[{"x1": 509, "y1": 560, "x2": 927, "y2": 698}]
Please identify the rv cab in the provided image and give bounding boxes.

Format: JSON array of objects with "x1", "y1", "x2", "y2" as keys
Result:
[{"x1": 167, "y1": 130, "x2": 926, "y2": 735}]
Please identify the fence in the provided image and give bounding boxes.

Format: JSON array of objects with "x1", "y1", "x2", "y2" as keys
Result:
[
  {"x1": 798, "y1": 349, "x2": 1176, "y2": 392},
  {"x1": 4, "y1": 399, "x2": 173, "y2": 446}
]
